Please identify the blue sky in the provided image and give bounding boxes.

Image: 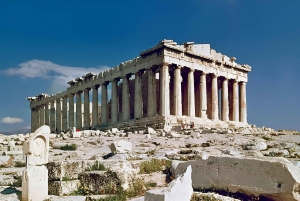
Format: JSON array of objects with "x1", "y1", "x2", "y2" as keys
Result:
[{"x1": 0, "y1": 1, "x2": 299, "y2": 132}]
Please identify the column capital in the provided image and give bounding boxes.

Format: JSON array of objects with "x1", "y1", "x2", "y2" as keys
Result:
[
  {"x1": 201, "y1": 72, "x2": 207, "y2": 76},
  {"x1": 239, "y1": 81, "x2": 247, "y2": 85},
  {"x1": 84, "y1": 88, "x2": 91, "y2": 92},
  {"x1": 77, "y1": 90, "x2": 83, "y2": 95},
  {"x1": 162, "y1": 61, "x2": 169, "y2": 66},
  {"x1": 112, "y1": 77, "x2": 120, "y2": 82},
  {"x1": 102, "y1": 81, "x2": 109, "y2": 86},
  {"x1": 212, "y1": 74, "x2": 218, "y2": 78},
  {"x1": 93, "y1": 84, "x2": 100, "y2": 89},
  {"x1": 189, "y1": 68, "x2": 195, "y2": 73}
]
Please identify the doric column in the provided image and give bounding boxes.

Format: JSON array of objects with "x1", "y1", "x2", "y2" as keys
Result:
[
  {"x1": 76, "y1": 92, "x2": 82, "y2": 128},
  {"x1": 92, "y1": 85, "x2": 99, "y2": 126},
  {"x1": 62, "y1": 96, "x2": 68, "y2": 131},
  {"x1": 40, "y1": 105, "x2": 45, "y2": 126},
  {"x1": 199, "y1": 73, "x2": 207, "y2": 118},
  {"x1": 232, "y1": 80, "x2": 239, "y2": 121},
  {"x1": 211, "y1": 74, "x2": 218, "y2": 120},
  {"x1": 159, "y1": 63, "x2": 170, "y2": 115},
  {"x1": 174, "y1": 65, "x2": 182, "y2": 116},
  {"x1": 188, "y1": 69, "x2": 195, "y2": 117},
  {"x1": 45, "y1": 103, "x2": 49, "y2": 126},
  {"x1": 134, "y1": 71, "x2": 143, "y2": 119},
  {"x1": 122, "y1": 75, "x2": 130, "y2": 121},
  {"x1": 55, "y1": 98, "x2": 62, "y2": 132},
  {"x1": 101, "y1": 82, "x2": 108, "y2": 124},
  {"x1": 36, "y1": 106, "x2": 40, "y2": 129},
  {"x1": 69, "y1": 94, "x2": 75, "y2": 128},
  {"x1": 50, "y1": 100, "x2": 55, "y2": 131},
  {"x1": 111, "y1": 79, "x2": 119, "y2": 123},
  {"x1": 31, "y1": 107, "x2": 35, "y2": 132},
  {"x1": 239, "y1": 82, "x2": 247, "y2": 123},
  {"x1": 222, "y1": 78, "x2": 229, "y2": 121},
  {"x1": 84, "y1": 88, "x2": 90, "y2": 128},
  {"x1": 147, "y1": 68, "x2": 157, "y2": 117}
]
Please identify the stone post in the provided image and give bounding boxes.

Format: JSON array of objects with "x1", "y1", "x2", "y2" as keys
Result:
[
  {"x1": 200, "y1": 73, "x2": 207, "y2": 118},
  {"x1": 239, "y1": 82, "x2": 247, "y2": 123},
  {"x1": 147, "y1": 68, "x2": 157, "y2": 117},
  {"x1": 174, "y1": 65, "x2": 182, "y2": 116},
  {"x1": 122, "y1": 75, "x2": 130, "y2": 121},
  {"x1": 22, "y1": 125, "x2": 50, "y2": 201},
  {"x1": 83, "y1": 88, "x2": 90, "y2": 128},
  {"x1": 111, "y1": 79, "x2": 119, "y2": 123},
  {"x1": 92, "y1": 85, "x2": 99, "y2": 126},
  {"x1": 69, "y1": 94, "x2": 75, "y2": 128},
  {"x1": 44, "y1": 103, "x2": 49, "y2": 126},
  {"x1": 101, "y1": 82, "x2": 108, "y2": 124},
  {"x1": 55, "y1": 98, "x2": 61, "y2": 132},
  {"x1": 62, "y1": 96, "x2": 68, "y2": 131},
  {"x1": 211, "y1": 74, "x2": 218, "y2": 120},
  {"x1": 50, "y1": 101, "x2": 55, "y2": 131},
  {"x1": 76, "y1": 92, "x2": 82, "y2": 128},
  {"x1": 188, "y1": 69, "x2": 195, "y2": 117},
  {"x1": 222, "y1": 78, "x2": 229, "y2": 121},
  {"x1": 232, "y1": 80, "x2": 239, "y2": 122},
  {"x1": 134, "y1": 71, "x2": 143, "y2": 119},
  {"x1": 40, "y1": 105, "x2": 45, "y2": 126},
  {"x1": 159, "y1": 63, "x2": 170, "y2": 116}
]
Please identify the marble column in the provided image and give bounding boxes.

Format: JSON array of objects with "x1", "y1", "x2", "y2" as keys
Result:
[
  {"x1": 239, "y1": 82, "x2": 247, "y2": 123},
  {"x1": 147, "y1": 68, "x2": 157, "y2": 117},
  {"x1": 232, "y1": 80, "x2": 239, "y2": 122},
  {"x1": 101, "y1": 82, "x2": 108, "y2": 124},
  {"x1": 84, "y1": 88, "x2": 90, "y2": 128},
  {"x1": 188, "y1": 69, "x2": 195, "y2": 117},
  {"x1": 50, "y1": 101, "x2": 55, "y2": 131},
  {"x1": 134, "y1": 71, "x2": 143, "y2": 119},
  {"x1": 173, "y1": 66, "x2": 182, "y2": 116},
  {"x1": 40, "y1": 105, "x2": 45, "y2": 126},
  {"x1": 69, "y1": 94, "x2": 75, "y2": 128},
  {"x1": 222, "y1": 78, "x2": 229, "y2": 121},
  {"x1": 31, "y1": 108, "x2": 35, "y2": 132},
  {"x1": 92, "y1": 85, "x2": 99, "y2": 126},
  {"x1": 200, "y1": 73, "x2": 207, "y2": 118},
  {"x1": 55, "y1": 98, "x2": 61, "y2": 132},
  {"x1": 159, "y1": 63, "x2": 170, "y2": 115},
  {"x1": 36, "y1": 107, "x2": 40, "y2": 129},
  {"x1": 122, "y1": 75, "x2": 130, "y2": 121},
  {"x1": 111, "y1": 79, "x2": 118, "y2": 123},
  {"x1": 44, "y1": 103, "x2": 49, "y2": 126},
  {"x1": 62, "y1": 96, "x2": 68, "y2": 130},
  {"x1": 211, "y1": 74, "x2": 218, "y2": 120},
  {"x1": 76, "y1": 92, "x2": 82, "y2": 128}
]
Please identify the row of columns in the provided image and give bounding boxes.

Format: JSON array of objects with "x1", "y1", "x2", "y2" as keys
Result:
[{"x1": 31, "y1": 63, "x2": 247, "y2": 132}]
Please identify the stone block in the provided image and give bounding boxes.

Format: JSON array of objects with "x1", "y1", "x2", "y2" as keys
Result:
[
  {"x1": 109, "y1": 140, "x2": 132, "y2": 154},
  {"x1": 145, "y1": 165, "x2": 193, "y2": 201},
  {"x1": 174, "y1": 156, "x2": 300, "y2": 201},
  {"x1": 48, "y1": 180, "x2": 80, "y2": 196}
]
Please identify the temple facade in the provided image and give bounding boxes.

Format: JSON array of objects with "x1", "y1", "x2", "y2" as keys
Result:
[{"x1": 27, "y1": 40, "x2": 251, "y2": 132}]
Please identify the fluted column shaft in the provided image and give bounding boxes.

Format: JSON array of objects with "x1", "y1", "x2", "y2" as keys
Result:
[
  {"x1": 147, "y1": 68, "x2": 157, "y2": 117},
  {"x1": 76, "y1": 92, "x2": 82, "y2": 128},
  {"x1": 211, "y1": 75, "x2": 218, "y2": 120},
  {"x1": 69, "y1": 94, "x2": 75, "y2": 128},
  {"x1": 159, "y1": 63, "x2": 170, "y2": 115},
  {"x1": 174, "y1": 66, "x2": 182, "y2": 116},
  {"x1": 222, "y1": 78, "x2": 229, "y2": 121},
  {"x1": 111, "y1": 79, "x2": 118, "y2": 123},
  {"x1": 101, "y1": 83, "x2": 108, "y2": 124},
  {"x1": 84, "y1": 88, "x2": 90, "y2": 128},
  {"x1": 232, "y1": 80, "x2": 239, "y2": 121},
  {"x1": 45, "y1": 103, "x2": 49, "y2": 126},
  {"x1": 31, "y1": 108, "x2": 35, "y2": 132},
  {"x1": 50, "y1": 101, "x2": 55, "y2": 131},
  {"x1": 188, "y1": 69, "x2": 195, "y2": 117},
  {"x1": 134, "y1": 71, "x2": 143, "y2": 119},
  {"x1": 62, "y1": 96, "x2": 68, "y2": 130},
  {"x1": 239, "y1": 82, "x2": 247, "y2": 123},
  {"x1": 122, "y1": 75, "x2": 130, "y2": 121},
  {"x1": 40, "y1": 105, "x2": 45, "y2": 126},
  {"x1": 92, "y1": 86, "x2": 99, "y2": 126},
  {"x1": 200, "y1": 73, "x2": 207, "y2": 118},
  {"x1": 56, "y1": 98, "x2": 61, "y2": 132}
]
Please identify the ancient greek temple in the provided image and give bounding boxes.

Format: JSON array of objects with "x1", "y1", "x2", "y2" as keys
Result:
[{"x1": 27, "y1": 40, "x2": 251, "y2": 132}]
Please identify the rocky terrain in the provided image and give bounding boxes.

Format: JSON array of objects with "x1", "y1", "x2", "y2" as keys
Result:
[{"x1": 0, "y1": 126, "x2": 300, "y2": 201}]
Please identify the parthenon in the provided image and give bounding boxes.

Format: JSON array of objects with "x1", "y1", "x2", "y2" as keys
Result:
[{"x1": 27, "y1": 39, "x2": 251, "y2": 132}]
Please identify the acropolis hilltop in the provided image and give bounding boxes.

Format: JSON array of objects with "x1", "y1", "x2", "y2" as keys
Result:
[{"x1": 26, "y1": 39, "x2": 251, "y2": 132}]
